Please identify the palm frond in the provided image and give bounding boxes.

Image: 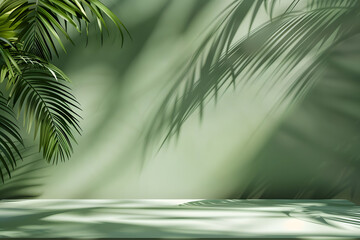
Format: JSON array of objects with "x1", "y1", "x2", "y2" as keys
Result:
[
  {"x1": 0, "y1": 0, "x2": 128, "y2": 61},
  {"x1": 0, "y1": 0, "x2": 126, "y2": 165},
  {"x1": 0, "y1": 38, "x2": 20, "y2": 81},
  {"x1": 0, "y1": 10, "x2": 18, "y2": 41},
  {"x1": 145, "y1": 0, "x2": 360, "y2": 151},
  {"x1": 0, "y1": 92, "x2": 23, "y2": 183},
  {"x1": 6, "y1": 55, "x2": 82, "y2": 163}
]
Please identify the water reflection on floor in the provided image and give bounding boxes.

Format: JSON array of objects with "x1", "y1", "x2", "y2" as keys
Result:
[{"x1": 0, "y1": 199, "x2": 359, "y2": 238}]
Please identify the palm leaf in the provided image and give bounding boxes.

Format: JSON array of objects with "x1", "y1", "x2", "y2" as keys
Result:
[
  {"x1": 0, "y1": 37, "x2": 21, "y2": 82},
  {"x1": 6, "y1": 55, "x2": 82, "y2": 163},
  {"x1": 0, "y1": 0, "x2": 128, "y2": 61},
  {"x1": 145, "y1": 0, "x2": 360, "y2": 151},
  {"x1": 0, "y1": 0, "x2": 126, "y2": 165},
  {"x1": 0, "y1": 9, "x2": 18, "y2": 41},
  {"x1": 0, "y1": 92, "x2": 23, "y2": 182}
]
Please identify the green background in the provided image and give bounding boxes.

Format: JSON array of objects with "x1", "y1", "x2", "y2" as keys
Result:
[{"x1": 1, "y1": 0, "x2": 359, "y2": 202}]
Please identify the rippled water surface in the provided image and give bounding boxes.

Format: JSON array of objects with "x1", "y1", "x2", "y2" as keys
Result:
[{"x1": 0, "y1": 199, "x2": 359, "y2": 238}]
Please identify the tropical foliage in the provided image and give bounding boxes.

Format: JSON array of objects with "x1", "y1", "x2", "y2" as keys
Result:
[{"x1": 0, "y1": 0, "x2": 127, "y2": 182}]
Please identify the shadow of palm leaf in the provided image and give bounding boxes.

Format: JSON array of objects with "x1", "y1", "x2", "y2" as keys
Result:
[
  {"x1": 143, "y1": 0, "x2": 360, "y2": 154},
  {"x1": 44, "y1": 0, "x2": 213, "y2": 196},
  {"x1": 231, "y1": 34, "x2": 360, "y2": 203},
  {"x1": 55, "y1": 0, "x2": 212, "y2": 154}
]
